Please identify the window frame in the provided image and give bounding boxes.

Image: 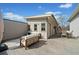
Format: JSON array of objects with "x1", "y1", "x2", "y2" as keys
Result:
[
  {"x1": 34, "y1": 24, "x2": 37, "y2": 31},
  {"x1": 41, "y1": 23, "x2": 46, "y2": 31}
]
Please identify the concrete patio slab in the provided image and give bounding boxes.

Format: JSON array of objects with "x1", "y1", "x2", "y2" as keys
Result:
[{"x1": 0, "y1": 38, "x2": 79, "y2": 55}]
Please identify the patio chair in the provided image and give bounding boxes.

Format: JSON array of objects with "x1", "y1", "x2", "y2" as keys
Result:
[
  {"x1": 61, "y1": 31, "x2": 67, "y2": 37},
  {"x1": 66, "y1": 31, "x2": 73, "y2": 38}
]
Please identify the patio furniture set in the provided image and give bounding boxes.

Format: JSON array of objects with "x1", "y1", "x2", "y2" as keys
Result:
[{"x1": 61, "y1": 31, "x2": 73, "y2": 38}]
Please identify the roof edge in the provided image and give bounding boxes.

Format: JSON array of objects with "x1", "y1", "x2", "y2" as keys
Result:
[
  {"x1": 68, "y1": 4, "x2": 79, "y2": 22},
  {"x1": 3, "y1": 19, "x2": 27, "y2": 24},
  {"x1": 25, "y1": 14, "x2": 53, "y2": 19}
]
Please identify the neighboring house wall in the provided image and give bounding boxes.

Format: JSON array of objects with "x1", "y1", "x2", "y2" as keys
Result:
[
  {"x1": 27, "y1": 18, "x2": 48, "y2": 39},
  {"x1": 0, "y1": 15, "x2": 4, "y2": 43},
  {"x1": 3, "y1": 19, "x2": 28, "y2": 41},
  {"x1": 70, "y1": 14, "x2": 79, "y2": 37}
]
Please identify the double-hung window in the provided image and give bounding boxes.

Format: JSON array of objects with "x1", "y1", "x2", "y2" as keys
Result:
[
  {"x1": 34, "y1": 24, "x2": 37, "y2": 31},
  {"x1": 41, "y1": 23, "x2": 45, "y2": 31}
]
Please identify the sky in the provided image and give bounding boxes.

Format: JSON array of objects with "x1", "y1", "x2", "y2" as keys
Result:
[{"x1": 0, "y1": 3, "x2": 78, "y2": 26}]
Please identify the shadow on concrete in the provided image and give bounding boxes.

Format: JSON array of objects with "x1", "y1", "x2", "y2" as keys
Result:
[
  {"x1": 0, "y1": 50, "x2": 8, "y2": 55},
  {"x1": 7, "y1": 40, "x2": 47, "y2": 50},
  {"x1": 29, "y1": 40, "x2": 47, "y2": 49},
  {"x1": 48, "y1": 34, "x2": 77, "y2": 39},
  {"x1": 9, "y1": 46, "x2": 21, "y2": 50},
  {"x1": 49, "y1": 34, "x2": 61, "y2": 39}
]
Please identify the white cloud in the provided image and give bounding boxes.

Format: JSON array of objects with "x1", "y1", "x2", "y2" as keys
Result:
[
  {"x1": 45, "y1": 11, "x2": 62, "y2": 15},
  {"x1": 45, "y1": 12, "x2": 53, "y2": 15},
  {"x1": 45, "y1": 11, "x2": 62, "y2": 24},
  {"x1": 3, "y1": 12, "x2": 26, "y2": 22},
  {"x1": 45, "y1": 11, "x2": 62, "y2": 20},
  {"x1": 38, "y1": 6, "x2": 42, "y2": 9},
  {"x1": 59, "y1": 4, "x2": 72, "y2": 8},
  {"x1": 38, "y1": 5, "x2": 45, "y2": 10},
  {"x1": 0, "y1": 8, "x2": 3, "y2": 12}
]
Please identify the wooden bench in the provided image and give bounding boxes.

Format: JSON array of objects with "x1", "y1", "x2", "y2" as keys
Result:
[{"x1": 20, "y1": 33, "x2": 41, "y2": 50}]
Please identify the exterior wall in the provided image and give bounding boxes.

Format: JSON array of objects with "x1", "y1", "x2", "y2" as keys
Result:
[
  {"x1": 27, "y1": 18, "x2": 48, "y2": 39},
  {"x1": 51, "y1": 24, "x2": 54, "y2": 35},
  {"x1": 47, "y1": 22, "x2": 54, "y2": 38},
  {"x1": 27, "y1": 16, "x2": 59, "y2": 39},
  {"x1": 47, "y1": 22, "x2": 51, "y2": 38},
  {"x1": 70, "y1": 14, "x2": 79, "y2": 37},
  {"x1": 3, "y1": 19, "x2": 28, "y2": 41},
  {"x1": 47, "y1": 16, "x2": 58, "y2": 38},
  {"x1": 0, "y1": 15, "x2": 4, "y2": 43}
]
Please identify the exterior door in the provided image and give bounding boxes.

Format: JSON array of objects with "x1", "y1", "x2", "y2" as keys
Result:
[{"x1": 54, "y1": 26, "x2": 57, "y2": 34}]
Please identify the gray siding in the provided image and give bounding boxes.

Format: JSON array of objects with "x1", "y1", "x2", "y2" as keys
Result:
[
  {"x1": 3, "y1": 19, "x2": 28, "y2": 41},
  {"x1": 0, "y1": 17, "x2": 4, "y2": 43}
]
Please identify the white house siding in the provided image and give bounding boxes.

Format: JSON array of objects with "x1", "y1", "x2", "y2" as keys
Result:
[
  {"x1": 3, "y1": 19, "x2": 28, "y2": 41},
  {"x1": 26, "y1": 15, "x2": 60, "y2": 39},
  {"x1": 27, "y1": 18, "x2": 48, "y2": 39},
  {"x1": 70, "y1": 14, "x2": 79, "y2": 37}
]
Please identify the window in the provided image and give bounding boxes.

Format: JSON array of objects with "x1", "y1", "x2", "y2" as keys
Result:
[
  {"x1": 28, "y1": 25, "x2": 30, "y2": 31},
  {"x1": 34, "y1": 24, "x2": 37, "y2": 31},
  {"x1": 41, "y1": 23, "x2": 45, "y2": 31}
]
